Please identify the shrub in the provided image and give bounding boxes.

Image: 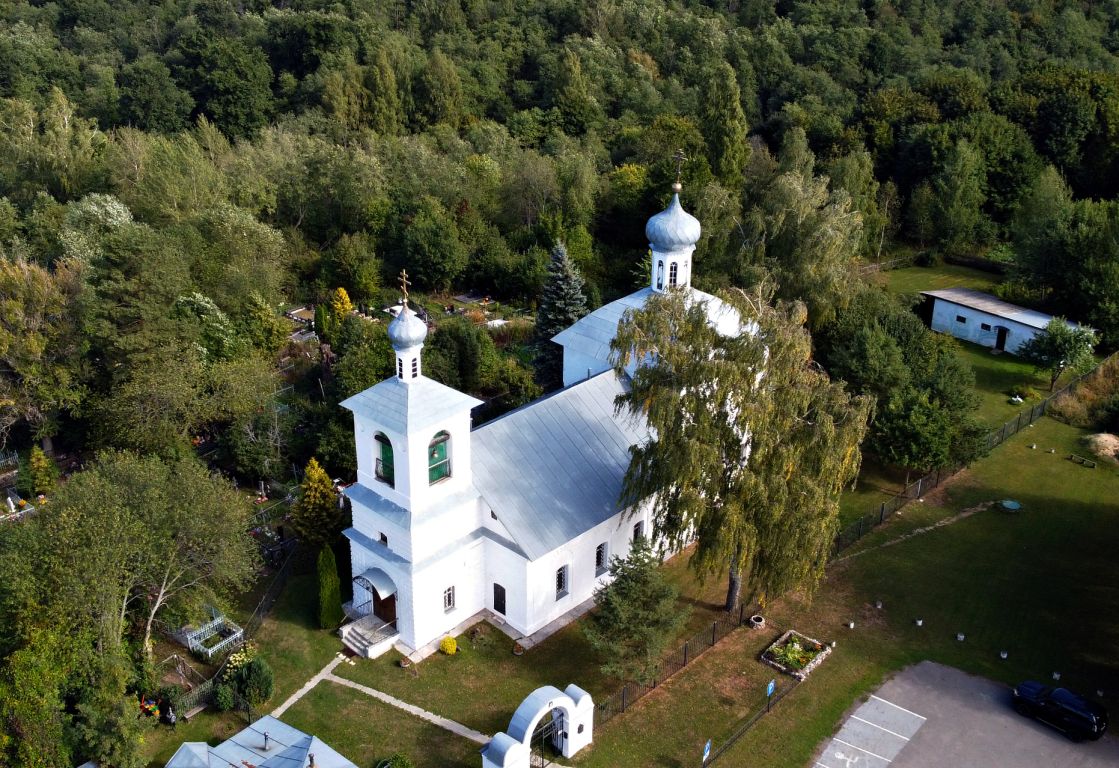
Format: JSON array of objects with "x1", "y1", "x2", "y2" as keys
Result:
[
  {"x1": 1007, "y1": 384, "x2": 1039, "y2": 401},
  {"x1": 214, "y1": 683, "x2": 235, "y2": 712},
  {"x1": 235, "y1": 657, "x2": 274, "y2": 709},
  {"x1": 439, "y1": 636, "x2": 457, "y2": 655},
  {"x1": 222, "y1": 642, "x2": 257, "y2": 682},
  {"x1": 317, "y1": 546, "x2": 344, "y2": 629},
  {"x1": 378, "y1": 753, "x2": 415, "y2": 768},
  {"x1": 914, "y1": 250, "x2": 938, "y2": 267}
]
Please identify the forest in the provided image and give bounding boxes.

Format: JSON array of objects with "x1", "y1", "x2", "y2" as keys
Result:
[{"x1": 2, "y1": 0, "x2": 1119, "y2": 764}]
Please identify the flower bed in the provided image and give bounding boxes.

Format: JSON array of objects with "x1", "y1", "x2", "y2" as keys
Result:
[{"x1": 761, "y1": 629, "x2": 832, "y2": 681}]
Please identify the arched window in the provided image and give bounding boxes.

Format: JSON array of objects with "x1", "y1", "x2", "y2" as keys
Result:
[
  {"x1": 656, "y1": 261, "x2": 664, "y2": 290},
  {"x1": 668, "y1": 262, "x2": 678, "y2": 287},
  {"x1": 428, "y1": 431, "x2": 451, "y2": 484},
  {"x1": 375, "y1": 433, "x2": 394, "y2": 487}
]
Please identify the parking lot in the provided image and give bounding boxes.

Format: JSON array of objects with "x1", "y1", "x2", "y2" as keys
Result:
[{"x1": 814, "y1": 662, "x2": 1119, "y2": 768}]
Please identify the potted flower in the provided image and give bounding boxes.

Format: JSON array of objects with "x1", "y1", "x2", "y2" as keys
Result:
[
  {"x1": 399, "y1": 656, "x2": 412, "y2": 669},
  {"x1": 512, "y1": 641, "x2": 525, "y2": 656}
]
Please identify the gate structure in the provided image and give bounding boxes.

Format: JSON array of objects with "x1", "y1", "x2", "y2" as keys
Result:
[{"x1": 481, "y1": 684, "x2": 594, "y2": 768}]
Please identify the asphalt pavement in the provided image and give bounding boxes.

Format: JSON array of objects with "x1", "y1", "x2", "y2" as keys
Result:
[{"x1": 813, "y1": 661, "x2": 1119, "y2": 768}]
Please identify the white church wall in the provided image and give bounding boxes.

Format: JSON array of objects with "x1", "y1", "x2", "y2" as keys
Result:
[
  {"x1": 409, "y1": 536, "x2": 487, "y2": 649},
  {"x1": 561, "y1": 349, "x2": 611, "y2": 389},
  {"x1": 350, "y1": 497, "x2": 413, "y2": 562},
  {"x1": 483, "y1": 534, "x2": 531, "y2": 635},
  {"x1": 401, "y1": 409, "x2": 475, "y2": 511},
  {"x1": 353, "y1": 417, "x2": 410, "y2": 510},
  {"x1": 520, "y1": 505, "x2": 653, "y2": 636}
]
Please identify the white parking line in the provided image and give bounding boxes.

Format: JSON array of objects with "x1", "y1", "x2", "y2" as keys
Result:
[
  {"x1": 833, "y1": 737, "x2": 893, "y2": 763},
  {"x1": 852, "y1": 714, "x2": 912, "y2": 741},
  {"x1": 871, "y1": 694, "x2": 928, "y2": 721},
  {"x1": 815, "y1": 762, "x2": 835, "y2": 768}
]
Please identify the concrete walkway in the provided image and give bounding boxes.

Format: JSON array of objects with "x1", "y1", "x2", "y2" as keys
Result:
[
  {"x1": 270, "y1": 653, "x2": 489, "y2": 745},
  {"x1": 325, "y1": 673, "x2": 490, "y2": 744},
  {"x1": 271, "y1": 655, "x2": 346, "y2": 717}
]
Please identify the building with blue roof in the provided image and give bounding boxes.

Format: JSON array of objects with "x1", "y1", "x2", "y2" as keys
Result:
[
  {"x1": 339, "y1": 185, "x2": 743, "y2": 659},
  {"x1": 164, "y1": 715, "x2": 357, "y2": 768}
]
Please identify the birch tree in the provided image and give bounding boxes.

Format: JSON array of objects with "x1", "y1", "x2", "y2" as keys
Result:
[{"x1": 612, "y1": 286, "x2": 872, "y2": 611}]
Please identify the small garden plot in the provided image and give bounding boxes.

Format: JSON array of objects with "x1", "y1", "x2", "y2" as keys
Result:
[{"x1": 761, "y1": 630, "x2": 832, "y2": 681}]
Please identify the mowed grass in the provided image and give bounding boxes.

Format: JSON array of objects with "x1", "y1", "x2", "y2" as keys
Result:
[
  {"x1": 282, "y1": 681, "x2": 480, "y2": 768},
  {"x1": 335, "y1": 549, "x2": 731, "y2": 737},
  {"x1": 954, "y1": 340, "x2": 1049, "y2": 426},
  {"x1": 877, "y1": 262, "x2": 1000, "y2": 295},
  {"x1": 838, "y1": 458, "x2": 908, "y2": 526},
  {"x1": 708, "y1": 416, "x2": 1119, "y2": 767}
]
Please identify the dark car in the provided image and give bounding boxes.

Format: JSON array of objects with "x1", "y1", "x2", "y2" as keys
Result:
[{"x1": 1012, "y1": 681, "x2": 1109, "y2": 741}]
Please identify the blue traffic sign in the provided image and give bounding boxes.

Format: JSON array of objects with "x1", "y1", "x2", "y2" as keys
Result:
[
  {"x1": 767, "y1": 678, "x2": 776, "y2": 697},
  {"x1": 703, "y1": 738, "x2": 711, "y2": 762}
]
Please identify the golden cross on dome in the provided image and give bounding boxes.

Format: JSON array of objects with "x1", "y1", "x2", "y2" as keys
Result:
[
  {"x1": 399, "y1": 269, "x2": 411, "y2": 306},
  {"x1": 672, "y1": 148, "x2": 687, "y2": 185}
]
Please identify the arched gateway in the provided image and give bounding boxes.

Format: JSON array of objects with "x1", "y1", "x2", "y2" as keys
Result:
[{"x1": 481, "y1": 684, "x2": 594, "y2": 768}]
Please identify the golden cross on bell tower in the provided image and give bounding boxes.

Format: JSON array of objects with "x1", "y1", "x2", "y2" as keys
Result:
[
  {"x1": 398, "y1": 269, "x2": 411, "y2": 307},
  {"x1": 672, "y1": 148, "x2": 687, "y2": 186}
]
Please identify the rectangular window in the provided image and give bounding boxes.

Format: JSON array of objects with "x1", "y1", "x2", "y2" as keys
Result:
[
  {"x1": 555, "y1": 565, "x2": 569, "y2": 599},
  {"x1": 379, "y1": 532, "x2": 388, "y2": 546},
  {"x1": 669, "y1": 262, "x2": 678, "y2": 286},
  {"x1": 633, "y1": 521, "x2": 645, "y2": 542},
  {"x1": 443, "y1": 586, "x2": 455, "y2": 612},
  {"x1": 397, "y1": 358, "x2": 403, "y2": 379},
  {"x1": 956, "y1": 315, "x2": 967, "y2": 324},
  {"x1": 411, "y1": 357, "x2": 419, "y2": 378},
  {"x1": 595, "y1": 543, "x2": 608, "y2": 575},
  {"x1": 981, "y1": 323, "x2": 991, "y2": 331}
]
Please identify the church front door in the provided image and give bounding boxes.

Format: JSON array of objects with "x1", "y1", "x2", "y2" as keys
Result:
[{"x1": 373, "y1": 592, "x2": 397, "y2": 625}]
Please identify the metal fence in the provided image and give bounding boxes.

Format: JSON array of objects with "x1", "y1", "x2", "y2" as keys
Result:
[
  {"x1": 176, "y1": 544, "x2": 296, "y2": 717},
  {"x1": 833, "y1": 351, "x2": 1119, "y2": 556},
  {"x1": 705, "y1": 676, "x2": 802, "y2": 764},
  {"x1": 596, "y1": 612, "x2": 743, "y2": 725}
]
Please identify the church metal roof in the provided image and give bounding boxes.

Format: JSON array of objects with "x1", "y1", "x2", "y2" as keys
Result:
[
  {"x1": 471, "y1": 371, "x2": 649, "y2": 561},
  {"x1": 339, "y1": 376, "x2": 483, "y2": 435},
  {"x1": 551, "y1": 286, "x2": 742, "y2": 367}
]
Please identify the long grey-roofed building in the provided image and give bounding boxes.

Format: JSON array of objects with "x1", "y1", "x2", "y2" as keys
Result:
[{"x1": 920, "y1": 288, "x2": 1083, "y2": 354}]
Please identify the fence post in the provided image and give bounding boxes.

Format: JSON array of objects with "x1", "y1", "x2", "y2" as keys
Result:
[
  {"x1": 1016, "y1": 412, "x2": 1022, "y2": 433},
  {"x1": 879, "y1": 502, "x2": 886, "y2": 524},
  {"x1": 916, "y1": 478, "x2": 923, "y2": 498},
  {"x1": 712, "y1": 621, "x2": 717, "y2": 646},
  {"x1": 739, "y1": 602, "x2": 744, "y2": 625},
  {"x1": 621, "y1": 686, "x2": 626, "y2": 712},
  {"x1": 684, "y1": 641, "x2": 689, "y2": 666}
]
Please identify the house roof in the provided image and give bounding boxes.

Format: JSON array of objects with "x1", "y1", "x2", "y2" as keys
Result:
[
  {"x1": 340, "y1": 376, "x2": 483, "y2": 435},
  {"x1": 470, "y1": 371, "x2": 649, "y2": 561},
  {"x1": 165, "y1": 716, "x2": 357, "y2": 768},
  {"x1": 551, "y1": 286, "x2": 741, "y2": 367},
  {"x1": 921, "y1": 288, "x2": 1078, "y2": 331}
]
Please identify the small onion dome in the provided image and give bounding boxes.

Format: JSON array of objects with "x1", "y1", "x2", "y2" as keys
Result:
[
  {"x1": 645, "y1": 186, "x2": 701, "y2": 251},
  {"x1": 388, "y1": 305, "x2": 427, "y2": 349}
]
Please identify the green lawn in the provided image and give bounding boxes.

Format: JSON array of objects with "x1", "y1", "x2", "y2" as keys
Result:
[
  {"x1": 877, "y1": 263, "x2": 1000, "y2": 295},
  {"x1": 282, "y1": 681, "x2": 480, "y2": 768},
  {"x1": 954, "y1": 340, "x2": 1049, "y2": 426},
  {"x1": 838, "y1": 457, "x2": 908, "y2": 526}
]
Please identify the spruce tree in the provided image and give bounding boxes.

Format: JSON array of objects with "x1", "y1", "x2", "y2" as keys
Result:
[
  {"x1": 292, "y1": 457, "x2": 342, "y2": 551},
  {"x1": 317, "y1": 546, "x2": 344, "y2": 628},
  {"x1": 583, "y1": 537, "x2": 686, "y2": 684},
  {"x1": 534, "y1": 241, "x2": 588, "y2": 390},
  {"x1": 700, "y1": 62, "x2": 750, "y2": 189}
]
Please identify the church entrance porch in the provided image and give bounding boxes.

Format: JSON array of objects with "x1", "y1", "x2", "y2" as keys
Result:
[{"x1": 341, "y1": 567, "x2": 400, "y2": 658}]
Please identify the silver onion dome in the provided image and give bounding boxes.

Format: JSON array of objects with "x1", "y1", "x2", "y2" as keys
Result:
[
  {"x1": 645, "y1": 184, "x2": 701, "y2": 251},
  {"x1": 387, "y1": 305, "x2": 428, "y2": 349}
]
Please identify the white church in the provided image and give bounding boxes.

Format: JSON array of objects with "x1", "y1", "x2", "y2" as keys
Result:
[{"x1": 339, "y1": 184, "x2": 742, "y2": 659}]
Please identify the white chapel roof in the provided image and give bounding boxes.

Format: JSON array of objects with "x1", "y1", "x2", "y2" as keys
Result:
[
  {"x1": 340, "y1": 376, "x2": 483, "y2": 435},
  {"x1": 165, "y1": 716, "x2": 356, "y2": 768},
  {"x1": 551, "y1": 286, "x2": 741, "y2": 365},
  {"x1": 471, "y1": 370, "x2": 649, "y2": 560}
]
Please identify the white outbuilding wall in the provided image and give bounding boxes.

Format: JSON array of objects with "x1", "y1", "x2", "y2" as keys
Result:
[{"x1": 928, "y1": 299, "x2": 1041, "y2": 354}]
